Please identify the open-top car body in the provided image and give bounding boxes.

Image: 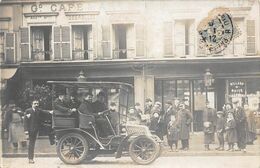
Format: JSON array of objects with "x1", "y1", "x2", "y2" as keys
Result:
[{"x1": 47, "y1": 80, "x2": 162, "y2": 165}]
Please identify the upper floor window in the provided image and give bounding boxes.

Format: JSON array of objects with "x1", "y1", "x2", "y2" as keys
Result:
[
  {"x1": 174, "y1": 20, "x2": 195, "y2": 57},
  {"x1": 223, "y1": 18, "x2": 245, "y2": 56},
  {"x1": 72, "y1": 25, "x2": 93, "y2": 60},
  {"x1": 112, "y1": 24, "x2": 135, "y2": 59},
  {"x1": 31, "y1": 26, "x2": 52, "y2": 61}
]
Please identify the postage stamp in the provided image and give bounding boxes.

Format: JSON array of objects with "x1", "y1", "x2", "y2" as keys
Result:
[{"x1": 197, "y1": 7, "x2": 240, "y2": 54}]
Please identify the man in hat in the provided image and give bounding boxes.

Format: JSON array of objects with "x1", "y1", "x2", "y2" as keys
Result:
[
  {"x1": 232, "y1": 100, "x2": 247, "y2": 152},
  {"x1": 53, "y1": 91, "x2": 76, "y2": 115},
  {"x1": 173, "y1": 97, "x2": 180, "y2": 112},
  {"x1": 203, "y1": 101, "x2": 217, "y2": 150},
  {"x1": 78, "y1": 92, "x2": 95, "y2": 115},
  {"x1": 177, "y1": 102, "x2": 192, "y2": 150}
]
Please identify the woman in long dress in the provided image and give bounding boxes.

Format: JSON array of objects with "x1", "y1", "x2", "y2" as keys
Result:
[{"x1": 4, "y1": 102, "x2": 27, "y2": 149}]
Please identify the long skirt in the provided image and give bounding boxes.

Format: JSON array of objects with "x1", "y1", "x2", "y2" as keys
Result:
[{"x1": 8, "y1": 122, "x2": 26, "y2": 143}]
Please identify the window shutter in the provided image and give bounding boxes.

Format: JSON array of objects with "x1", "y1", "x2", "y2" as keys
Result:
[
  {"x1": 174, "y1": 21, "x2": 185, "y2": 57},
  {"x1": 87, "y1": 27, "x2": 93, "y2": 60},
  {"x1": 53, "y1": 26, "x2": 61, "y2": 60},
  {"x1": 5, "y1": 33, "x2": 15, "y2": 64},
  {"x1": 163, "y1": 22, "x2": 173, "y2": 57},
  {"x1": 188, "y1": 21, "x2": 195, "y2": 57},
  {"x1": 20, "y1": 27, "x2": 30, "y2": 61},
  {"x1": 126, "y1": 24, "x2": 135, "y2": 58},
  {"x1": 135, "y1": 24, "x2": 145, "y2": 58},
  {"x1": 246, "y1": 20, "x2": 256, "y2": 55},
  {"x1": 61, "y1": 26, "x2": 71, "y2": 60},
  {"x1": 102, "y1": 24, "x2": 111, "y2": 59}
]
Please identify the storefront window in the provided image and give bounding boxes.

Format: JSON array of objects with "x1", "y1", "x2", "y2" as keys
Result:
[{"x1": 227, "y1": 79, "x2": 260, "y2": 111}]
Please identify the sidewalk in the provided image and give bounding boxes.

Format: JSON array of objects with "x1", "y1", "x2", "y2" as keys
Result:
[{"x1": 1, "y1": 132, "x2": 260, "y2": 157}]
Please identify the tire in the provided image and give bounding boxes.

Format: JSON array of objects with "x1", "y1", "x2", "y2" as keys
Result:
[
  {"x1": 57, "y1": 133, "x2": 88, "y2": 164},
  {"x1": 129, "y1": 136, "x2": 160, "y2": 165}
]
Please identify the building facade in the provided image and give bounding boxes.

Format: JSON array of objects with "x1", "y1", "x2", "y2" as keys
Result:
[{"x1": 1, "y1": 0, "x2": 260, "y2": 131}]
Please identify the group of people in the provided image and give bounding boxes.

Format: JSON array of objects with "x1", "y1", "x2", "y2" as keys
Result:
[
  {"x1": 127, "y1": 98, "x2": 193, "y2": 151},
  {"x1": 203, "y1": 100, "x2": 257, "y2": 153},
  {"x1": 1, "y1": 93, "x2": 258, "y2": 164}
]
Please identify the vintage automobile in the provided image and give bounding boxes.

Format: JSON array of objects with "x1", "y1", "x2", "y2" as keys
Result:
[{"x1": 47, "y1": 81, "x2": 162, "y2": 165}]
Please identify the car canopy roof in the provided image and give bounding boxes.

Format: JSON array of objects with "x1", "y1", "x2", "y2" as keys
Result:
[{"x1": 47, "y1": 81, "x2": 133, "y2": 91}]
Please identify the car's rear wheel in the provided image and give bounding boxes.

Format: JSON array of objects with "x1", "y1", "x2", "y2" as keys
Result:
[
  {"x1": 129, "y1": 136, "x2": 160, "y2": 165},
  {"x1": 57, "y1": 133, "x2": 88, "y2": 164}
]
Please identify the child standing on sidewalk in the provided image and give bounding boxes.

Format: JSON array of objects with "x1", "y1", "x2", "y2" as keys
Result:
[
  {"x1": 215, "y1": 111, "x2": 225, "y2": 151},
  {"x1": 167, "y1": 115, "x2": 179, "y2": 152},
  {"x1": 225, "y1": 112, "x2": 237, "y2": 151}
]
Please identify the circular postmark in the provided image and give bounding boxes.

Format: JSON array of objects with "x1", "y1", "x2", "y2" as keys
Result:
[{"x1": 197, "y1": 8, "x2": 236, "y2": 54}]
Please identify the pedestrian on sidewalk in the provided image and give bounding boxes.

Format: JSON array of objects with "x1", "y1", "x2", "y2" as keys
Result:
[
  {"x1": 225, "y1": 112, "x2": 237, "y2": 152},
  {"x1": 24, "y1": 99, "x2": 53, "y2": 164},
  {"x1": 3, "y1": 100, "x2": 27, "y2": 149},
  {"x1": 167, "y1": 115, "x2": 179, "y2": 152},
  {"x1": 232, "y1": 100, "x2": 247, "y2": 153},
  {"x1": 244, "y1": 104, "x2": 257, "y2": 145},
  {"x1": 203, "y1": 101, "x2": 217, "y2": 151},
  {"x1": 177, "y1": 103, "x2": 192, "y2": 150},
  {"x1": 215, "y1": 111, "x2": 225, "y2": 151}
]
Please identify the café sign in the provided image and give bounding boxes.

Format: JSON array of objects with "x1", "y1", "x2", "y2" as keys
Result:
[{"x1": 29, "y1": 3, "x2": 84, "y2": 13}]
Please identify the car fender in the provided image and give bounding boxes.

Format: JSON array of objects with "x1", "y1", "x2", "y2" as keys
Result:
[{"x1": 54, "y1": 128, "x2": 105, "y2": 149}]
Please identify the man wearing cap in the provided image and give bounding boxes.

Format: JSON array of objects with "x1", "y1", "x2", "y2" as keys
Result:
[
  {"x1": 203, "y1": 101, "x2": 217, "y2": 151},
  {"x1": 232, "y1": 100, "x2": 247, "y2": 152}
]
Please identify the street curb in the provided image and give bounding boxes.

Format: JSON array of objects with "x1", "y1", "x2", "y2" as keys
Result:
[{"x1": 2, "y1": 152, "x2": 260, "y2": 158}]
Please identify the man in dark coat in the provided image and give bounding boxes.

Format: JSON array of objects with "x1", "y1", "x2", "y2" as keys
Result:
[
  {"x1": 203, "y1": 101, "x2": 217, "y2": 150},
  {"x1": 78, "y1": 92, "x2": 95, "y2": 115},
  {"x1": 53, "y1": 92, "x2": 76, "y2": 116},
  {"x1": 177, "y1": 103, "x2": 192, "y2": 150},
  {"x1": 24, "y1": 100, "x2": 53, "y2": 164},
  {"x1": 232, "y1": 100, "x2": 247, "y2": 152},
  {"x1": 92, "y1": 91, "x2": 107, "y2": 114},
  {"x1": 164, "y1": 100, "x2": 175, "y2": 126}
]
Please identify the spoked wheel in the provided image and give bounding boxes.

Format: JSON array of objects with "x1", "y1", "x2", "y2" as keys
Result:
[
  {"x1": 57, "y1": 133, "x2": 88, "y2": 164},
  {"x1": 129, "y1": 136, "x2": 160, "y2": 165}
]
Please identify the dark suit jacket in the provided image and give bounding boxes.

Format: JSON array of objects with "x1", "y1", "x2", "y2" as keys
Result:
[
  {"x1": 24, "y1": 107, "x2": 49, "y2": 133},
  {"x1": 53, "y1": 98, "x2": 70, "y2": 115}
]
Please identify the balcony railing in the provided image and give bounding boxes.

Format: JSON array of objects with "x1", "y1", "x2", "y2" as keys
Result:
[
  {"x1": 72, "y1": 49, "x2": 93, "y2": 60},
  {"x1": 113, "y1": 49, "x2": 135, "y2": 59},
  {"x1": 31, "y1": 50, "x2": 52, "y2": 61}
]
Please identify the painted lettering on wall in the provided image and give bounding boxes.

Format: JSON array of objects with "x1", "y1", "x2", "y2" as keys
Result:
[{"x1": 30, "y1": 3, "x2": 84, "y2": 13}]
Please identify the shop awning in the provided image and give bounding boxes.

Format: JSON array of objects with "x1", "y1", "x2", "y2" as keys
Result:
[{"x1": 0, "y1": 68, "x2": 18, "y2": 79}]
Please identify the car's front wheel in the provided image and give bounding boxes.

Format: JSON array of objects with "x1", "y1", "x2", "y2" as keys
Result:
[
  {"x1": 129, "y1": 136, "x2": 160, "y2": 165},
  {"x1": 57, "y1": 133, "x2": 88, "y2": 164}
]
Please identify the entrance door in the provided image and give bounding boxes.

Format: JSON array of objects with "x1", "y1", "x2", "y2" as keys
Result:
[{"x1": 193, "y1": 80, "x2": 215, "y2": 131}]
